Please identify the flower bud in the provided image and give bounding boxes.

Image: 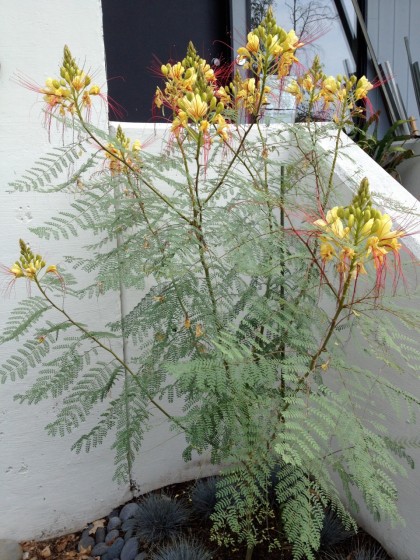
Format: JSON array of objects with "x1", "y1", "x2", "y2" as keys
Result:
[
  {"x1": 347, "y1": 214, "x2": 355, "y2": 228},
  {"x1": 371, "y1": 219, "x2": 380, "y2": 233}
]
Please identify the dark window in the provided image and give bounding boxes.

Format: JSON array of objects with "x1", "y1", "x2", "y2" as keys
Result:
[{"x1": 101, "y1": 0, "x2": 232, "y2": 122}]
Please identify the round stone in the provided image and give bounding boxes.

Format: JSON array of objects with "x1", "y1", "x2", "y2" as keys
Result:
[
  {"x1": 120, "y1": 503, "x2": 140, "y2": 522},
  {"x1": 91, "y1": 542, "x2": 109, "y2": 557},
  {"x1": 105, "y1": 537, "x2": 124, "y2": 559},
  {"x1": 78, "y1": 535, "x2": 95, "y2": 553},
  {"x1": 0, "y1": 540, "x2": 22, "y2": 560},
  {"x1": 107, "y1": 516, "x2": 122, "y2": 532},
  {"x1": 105, "y1": 529, "x2": 120, "y2": 544},
  {"x1": 134, "y1": 553, "x2": 147, "y2": 560},
  {"x1": 121, "y1": 537, "x2": 139, "y2": 560},
  {"x1": 95, "y1": 526, "x2": 106, "y2": 543}
]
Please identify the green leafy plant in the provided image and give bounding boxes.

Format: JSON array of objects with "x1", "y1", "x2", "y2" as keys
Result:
[
  {"x1": 349, "y1": 110, "x2": 417, "y2": 179},
  {"x1": 2, "y1": 9, "x2": 419, "y2": 560}
]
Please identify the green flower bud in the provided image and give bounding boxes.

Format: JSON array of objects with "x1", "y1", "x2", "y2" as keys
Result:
[{"x1": 347, "y1": 214, "x2": 355, "y2": 228}]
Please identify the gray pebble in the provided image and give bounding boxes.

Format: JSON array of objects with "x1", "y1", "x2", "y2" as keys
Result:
[
  {"x1": 121, "y1": 537, "x2": 139, "y2": 560},
  {"x1": 96, "y1": 526, "x2": 106, "y2": 543},
  {"x1": 107, "y1": 516, "x2": 122, "y2": 531},
  {"x1": 0, "y1": 540, "x2": 22, "y2": 560},
  {"x1": 81, "y1": 528, "x2": 91, "y2": 541},
  {"x1": 104, "y1": 537, "x2": 124, "y2": 559},
  {"x1": 91, "y1": 542, "x2": 109, "y2": 556},
  {"x1": 108, "y1": 508, "x2": 120, "y2": 518},
  {"x1": 135, "y1": 553, "x2": 147, "y2": 560},
  {"x1": 120, "y1": 502, "x2": 140, "y2": 522},
  {"x1": 105, "y1": 529, "x2": 120, "y2": 544},
  {"x1": 78, "y1": 535, "x2": 95, "y2": 552},
  {"x1": 122, "y1": 519, "x2": 134, "y2": 532}
]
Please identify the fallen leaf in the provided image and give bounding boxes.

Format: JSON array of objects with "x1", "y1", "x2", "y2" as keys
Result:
[
  {"x1": 78, "y1": 544, "x2": 92, "y2": 555},
  {"x1": 40, "y1": 545, "x2": 51, "y2": 558},
  {"x1": 88, "y1": 518, "x2": 106, "y2": 535}
]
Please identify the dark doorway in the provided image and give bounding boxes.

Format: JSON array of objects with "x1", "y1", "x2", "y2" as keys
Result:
[{"x1": 101, "y1": 0, "x2": 232, "y2": 122}]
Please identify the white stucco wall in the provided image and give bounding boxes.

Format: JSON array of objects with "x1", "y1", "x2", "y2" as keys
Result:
[
  {"x1": 0, "y1": 0, "x2": 131, "y2": 541},
  {"x1": 1, "y1": 4, "x2": 419, "y2": 559}
]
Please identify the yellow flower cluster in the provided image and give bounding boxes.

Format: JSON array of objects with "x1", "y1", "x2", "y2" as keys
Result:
[
  {"x1": 40, "y1": 46, "x2": 101, "y2": 118},
  {"x1": 314, "y1": 179, "x2": 403, "y2": 277},
  {"x1": 155, "y1": 10, "x2": 304, "y2": 138},
  {"x1": 286, "y1": 56, "x2": 373, "y2": 115},
  {"x1": 155, "y1": 42, "x2": 228, "y2": 142},
  {"x1": 9, "y1": 240, "x2": 57, "y2": 281},
  {"x1": 105, "y1": 125, "x2": 141, "y2": 175},
  {"x1": 223, "y1": 74, "x2": 271, "y2": 117},
  {"x1": 237, "y1": 8, "x2": 302, "y2": 78}
]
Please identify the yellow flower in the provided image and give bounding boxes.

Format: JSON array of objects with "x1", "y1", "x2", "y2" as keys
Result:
[
  {"x1": 45, "y1": 265, "x2": 58, "y2": 274},
  {"x1": 200, "y1": 120, "x2": 210, "y2": 133},
  {"x1": 278, "y1": 51, "x2": 297, "y2": 78},
  {"x1": 314, "y1": 208, "x2": 349, "y2": 240},
  {"x1": 366, "y1": 236, "x2": 388, "y2": 268},
  {"x1": 340, "y1": 247, "x2": 355, "y2": 261},
  {"x1": 267, "y1": 35, "x2": 282, "y2": 57},
  {"x1": 181, "y1": 94, "x2": 208, "y2": 121},
  {"x1": 10, "y1": 264, "x2": 24, "y2": 278},
  {"x1": 302, "y1": 75, "x2": 314, "y2": 92},
  {"x1": 154, "y1": 87, "x2": 164, "y2": 109},
  {"x1": 322, "y1": 76, "x2": 339, "y2": 95},
  {"x1": 359, "y1": 218, "x2": 375, "y2": 237},
  {"x1": 25, "y1": 264, "x2": 37, "y2": 279},
  {"x1": 354, "y1": 76, "x2": 373, "y2": 100},
  {"x1": 214, "y1": 114, "x2": 229, "y2": 142},
  {"x1": 168, "y1": 62, "x2": 185, "y2": 81},
  {"x1": 216, "y1": 86, "x2": 231, "y2": 105},
  {"x1": 132, "y1": 140, "x2": 141, "y2": 152},
  {"x1": 246, "y1": 32, "x2": 260, "y2": 53},
  {"x1": 283, "y1": 29, "x2": 301, "y2": 51},
  {"x1": 320, "y1": 242, "x2": 336, "y2": 261},
  {"x1": 72, "y1": 74, "x2": 88, "y2": 91}
]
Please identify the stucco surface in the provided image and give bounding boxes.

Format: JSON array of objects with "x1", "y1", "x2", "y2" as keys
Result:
[{"x1": 0, "y1": 0, "x2": 130, "y2": 541}]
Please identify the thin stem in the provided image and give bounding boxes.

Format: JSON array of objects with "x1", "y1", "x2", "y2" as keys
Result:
[
  {"x1": 33, "y1": 276, "x2": 181, "y2": 427},
  {"x1": 283, "y1": 265, "x2": 355, "y2": 414}
]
